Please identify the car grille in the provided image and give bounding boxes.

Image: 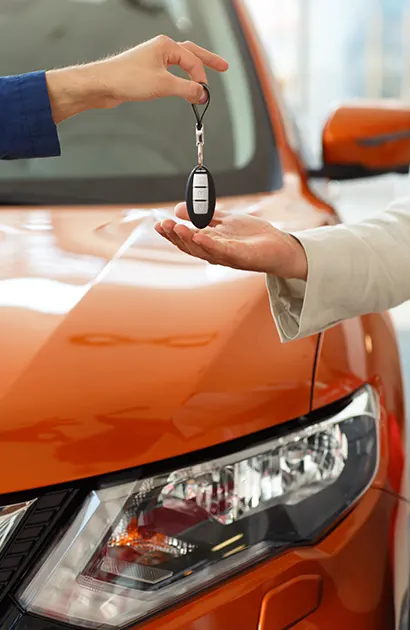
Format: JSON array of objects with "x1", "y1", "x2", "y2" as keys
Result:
[{"x1": 0, "y1": 488, "x2": 78, "y2": 608}]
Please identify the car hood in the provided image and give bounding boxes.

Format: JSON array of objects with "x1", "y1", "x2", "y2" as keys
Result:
[{"x1": 0, "y1": 184, "x2": 332, "y2": 493}]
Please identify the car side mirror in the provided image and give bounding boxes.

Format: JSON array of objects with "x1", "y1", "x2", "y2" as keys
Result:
[{"x1": 309, "y1": 100, "x2": 410, "y2": 180}]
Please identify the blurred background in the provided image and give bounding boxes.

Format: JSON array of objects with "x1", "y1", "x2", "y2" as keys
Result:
[{"x1": 245, "y1": 0, "x2": 410, "y2": 409}]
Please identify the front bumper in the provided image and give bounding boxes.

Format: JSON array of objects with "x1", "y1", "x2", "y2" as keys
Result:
[{"x1": 0, "y1": 487, "x2": 407, "y2": 630}]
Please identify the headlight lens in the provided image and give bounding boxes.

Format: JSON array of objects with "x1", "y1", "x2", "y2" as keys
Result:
[{"x1": 18, "y1": 386, "x2": 379, "y2": 628}]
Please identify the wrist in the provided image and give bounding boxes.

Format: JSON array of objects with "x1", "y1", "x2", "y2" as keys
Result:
[
  {"x1": 286, "y1": 234, "x2": 308, "y2": 281},
  {"x1": 266, "y1": 232, "x2": 307, "y2": 281}
]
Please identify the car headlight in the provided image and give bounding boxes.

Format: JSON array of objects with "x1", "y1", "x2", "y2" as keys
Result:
[{"x1": 18, "y1": 385, "x2": 379, "y2": 628}]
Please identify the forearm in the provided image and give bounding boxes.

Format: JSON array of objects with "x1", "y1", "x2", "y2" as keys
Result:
[
  {"x1": 267, "y1": 197, "x2": 410, "y2": 341},
  {"x1": 45, "y1": 63, "x2": 114, "y2": 124}
]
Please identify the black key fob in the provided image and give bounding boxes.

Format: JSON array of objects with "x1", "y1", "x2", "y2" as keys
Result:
[{"x1": 186, "y1": 165, "x2": 216, "y2": 229}]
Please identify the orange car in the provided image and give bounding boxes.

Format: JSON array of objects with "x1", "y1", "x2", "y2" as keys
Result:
[{"x1": 0, "y1": 1, "x2": 408, "y2": 630}]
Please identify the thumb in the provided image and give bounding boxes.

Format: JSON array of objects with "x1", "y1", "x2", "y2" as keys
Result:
[
  {"x1": 167, "y1": 75, "x2": 207, "y2": 103},
  {"x1": 175, "y1": 202, "x2": 189, "y2": 220}
]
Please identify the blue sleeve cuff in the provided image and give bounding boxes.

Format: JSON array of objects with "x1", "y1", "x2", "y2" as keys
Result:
[{"x1": 0, "y1": 70, "x2": 61, "y2": 160}]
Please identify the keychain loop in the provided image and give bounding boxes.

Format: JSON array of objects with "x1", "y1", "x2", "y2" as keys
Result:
[{"x1": 191, "y1": 82, "x2": 211, "y2": 130}]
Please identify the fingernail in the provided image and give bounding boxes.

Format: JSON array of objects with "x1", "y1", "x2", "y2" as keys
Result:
[{"x1": 199, "y1": 88, "x2": 208, "y2": 104}]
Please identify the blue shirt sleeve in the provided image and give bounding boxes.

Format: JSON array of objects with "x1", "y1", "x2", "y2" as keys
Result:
[{"x1": 0, "y1": 70, "x2": 61, "y2": 160}]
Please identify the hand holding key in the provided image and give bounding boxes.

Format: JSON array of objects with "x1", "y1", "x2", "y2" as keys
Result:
[{"x1": 46, "y1": 36, "x2": 229, "y2": 124}]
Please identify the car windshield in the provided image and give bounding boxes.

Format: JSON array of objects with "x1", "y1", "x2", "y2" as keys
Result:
[{"x1": 0, "y1": 0, "x2": 280, "y2": 205}]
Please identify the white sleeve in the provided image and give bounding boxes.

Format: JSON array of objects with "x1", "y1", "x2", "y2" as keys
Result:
[{"x1": 266, "y1": 197, "x2": 410, "y2": 341}]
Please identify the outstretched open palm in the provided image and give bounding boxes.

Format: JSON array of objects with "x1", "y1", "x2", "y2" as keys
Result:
[{"x1": 154, "y1": 203, "x2": 307, "y2": 280}]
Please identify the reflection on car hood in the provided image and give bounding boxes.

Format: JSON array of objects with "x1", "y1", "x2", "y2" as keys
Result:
[{"x1": 0, "y1": 190, "x2": 332, "y2": 493}]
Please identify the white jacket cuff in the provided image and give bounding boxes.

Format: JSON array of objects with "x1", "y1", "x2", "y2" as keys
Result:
[{"x1": 266, "y1": 225, "x2": 377, "y2": 341}]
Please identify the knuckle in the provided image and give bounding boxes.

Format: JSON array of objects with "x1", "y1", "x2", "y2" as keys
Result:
[{"x1": 156, "y1": 34, "x2": 173, "y2": 48}]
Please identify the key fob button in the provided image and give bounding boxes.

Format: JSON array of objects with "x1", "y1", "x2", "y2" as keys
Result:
[
  {"x1": 193, "y1": 173, "x2": 208, "y2": 187},
  {"x1": 193, "y1": 201, "x2": 208, "y2": 214},
  {"x1": 186, "y1": 165, "x2": 216, "y2": 229},
  {"x1": 195, "y1": 188, "x2": 208, "y2": 201}
]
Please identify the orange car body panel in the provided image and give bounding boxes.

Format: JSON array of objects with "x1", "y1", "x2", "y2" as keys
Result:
[
  {"x1": 0, "y1": 188, "x2": 328, "y2": 495},
  {"x1": 0, "y1": 2, "x2": 407, "y2": 630}
]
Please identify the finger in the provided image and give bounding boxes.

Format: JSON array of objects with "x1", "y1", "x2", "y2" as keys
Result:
[
  {"x1": 156, "y1": 218, "x2": 180, "y2": 244},
  {"x1": 174, "y1": 202, "x2": 225, "y2": 225},
  {"x1": 174, "y1": 202, "x2": 189, "y2": 221},
  {"x1": 160, "y1": 218, "x2": 178, "y2": 232},
  {"x1": 154, "y1": 222, "x2": 165, "y2": 235},
  {"x1": 160, "y1": 220, "x2": 193, "y2": 255},
  {"x1": 160, "y1": 219, "x2": 213, "y2": 262},
  {"x1": 166, "y1": 40, "x2": 208, "y2": 84},
  {"x1": 180, "y1": 41, "x2": 229, "y2": 73},
  {"x1": 166, "y1": 75, "x2": 207, "y2": 104},
  {"x1": 173, "y1": 224, "x2": 213, "y2": 262},
  {"x1": 173, "y1": 223, "x2": 198, "y2": 240},
  {"x1": 154, "y1": 222, "x2": 173, "y2": 243},
  {"x1": 192, "y1": 232, "x2": 232, "y2": 259},
  {"x1": 175, "y1": 201, "x2": 189, "y2": 221}
]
